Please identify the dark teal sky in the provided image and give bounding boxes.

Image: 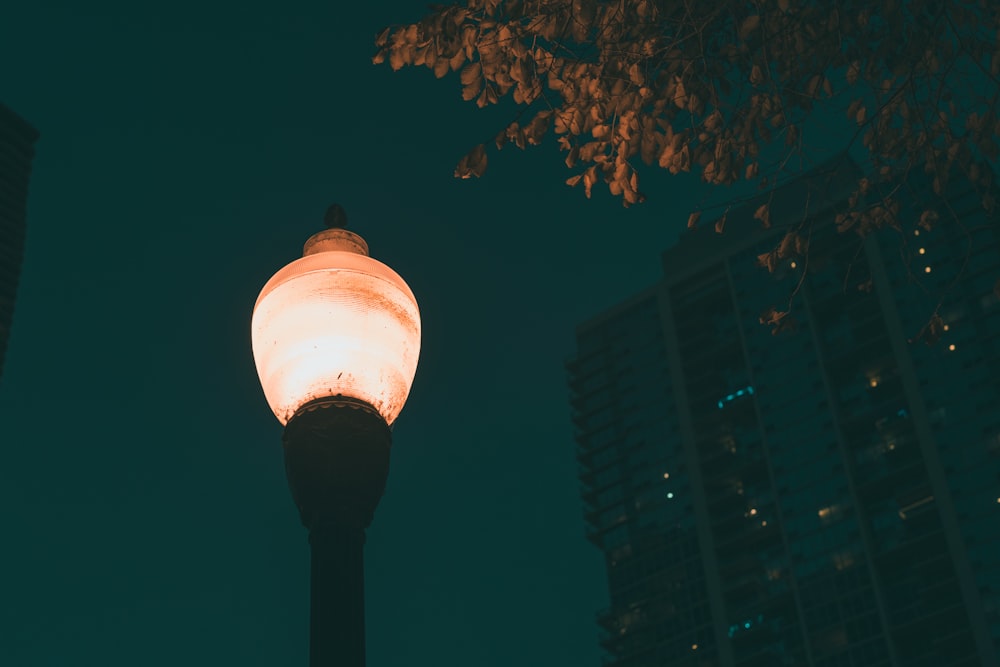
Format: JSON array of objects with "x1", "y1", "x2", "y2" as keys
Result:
[{"x1": 0, "y1": 2, "x2": 713, "y2": 665}]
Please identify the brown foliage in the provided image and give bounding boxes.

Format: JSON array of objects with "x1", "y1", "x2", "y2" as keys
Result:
[
  {"x1": 375, "y1": 0, "x2": 998, "y2": 206},
  {"x1": 375, "y1": 0, "x2": 1000, "y2": 337}
]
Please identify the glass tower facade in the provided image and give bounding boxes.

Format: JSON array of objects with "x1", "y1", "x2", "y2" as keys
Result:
[
  {"x1": 0, "y1": 102, "x2": 39, "y2": 381},
  {"x1": 568, "y1": 159, "x2": 1000, "y2": 667}
]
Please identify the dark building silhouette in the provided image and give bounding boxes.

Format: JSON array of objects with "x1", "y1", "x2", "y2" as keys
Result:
[
  {"x1": 0, "y1": 103, "x2": 39, "y2": 381},
  {"x1": 568, "y1": 158, "x2": 1000, "y2": 667}
]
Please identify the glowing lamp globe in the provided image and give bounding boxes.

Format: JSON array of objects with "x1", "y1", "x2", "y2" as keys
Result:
[{"x1": 251, "y1": 226, "x2": 420, "y2": 426}]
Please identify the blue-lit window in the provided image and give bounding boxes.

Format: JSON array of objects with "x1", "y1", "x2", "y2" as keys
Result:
[
  {"x1": 727, "y1": 614, "x2": 765, "y2": 638},
  {"x1": 717, "y1": 385, "x2": 755, "y2": 409}
]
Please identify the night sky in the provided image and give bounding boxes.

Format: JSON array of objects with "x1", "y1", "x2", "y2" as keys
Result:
[{"x1": 0, "y1": 2, "x2": 730, "y2": 665}]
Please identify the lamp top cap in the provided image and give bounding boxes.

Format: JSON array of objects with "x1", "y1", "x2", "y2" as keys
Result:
[{"x1": 304, "y1": 204, "x2": 369, "y2": 256}]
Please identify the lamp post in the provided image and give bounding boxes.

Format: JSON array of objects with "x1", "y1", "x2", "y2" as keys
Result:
[{"x1": 251, "y1": 205, "x2": 421, "y2": 666}]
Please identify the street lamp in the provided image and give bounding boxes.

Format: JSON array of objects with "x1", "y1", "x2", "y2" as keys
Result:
[{"x1": 251, "y1": 205, "x2": 421, "y2": 666}]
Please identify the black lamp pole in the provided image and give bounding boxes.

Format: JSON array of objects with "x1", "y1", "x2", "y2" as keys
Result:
[{"x1": 282, "y1": 398, "x2": 392, "y2": 667}]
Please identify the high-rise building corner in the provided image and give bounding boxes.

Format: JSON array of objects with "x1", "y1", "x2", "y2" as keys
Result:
[
  {"x1": 0, "y1": 102, "x2": 40, "y2": 382},
  {"x1": 568, "y1": 156, "x2": 1000, "y2": 667}
]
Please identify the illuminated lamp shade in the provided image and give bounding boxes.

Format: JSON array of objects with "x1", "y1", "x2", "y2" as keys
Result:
[{"x1": 251, "y1": 227, "x2": 421, "y2": 426}]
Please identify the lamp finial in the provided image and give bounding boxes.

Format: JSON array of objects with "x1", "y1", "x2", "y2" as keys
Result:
[{"x1": 324, "y1": 204, "x2": 348, "y2": 230}]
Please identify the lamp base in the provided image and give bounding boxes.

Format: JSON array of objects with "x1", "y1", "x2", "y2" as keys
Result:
[{"x1": 282, "y1": 397, "x2": 392, "y2": 531}]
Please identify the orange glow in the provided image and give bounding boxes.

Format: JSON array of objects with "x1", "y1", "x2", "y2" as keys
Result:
[
  {"x1": 252, "y1": 229, "x2": 421, "y2": 426},
  {"x1": 918, "y1": 247, "x2": 926, "y2": 254},
  {"x1": 869, "y1": 378, "x2": 879, "y2": 388},
  {"x1": 924, "y1": 266, "x2": 931, "y2": 273},
  {"x1": 818, "y1": 505, "x2": 839, "y2": 521},
  {"x1": 949, "y1": 344, "x2": 956, "y2": 351}
]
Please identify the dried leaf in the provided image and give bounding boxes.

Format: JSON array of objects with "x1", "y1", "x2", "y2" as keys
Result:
[
  {"x1": 433, "y1": 57, "x2": 450, "y2": 78},
  {"x1": 846, "y1": 61, "x2": 860, "y2": 84},
  {"x1": 687, "y1": 211, "x2": 701, "y2": 229},
  {"x1": 911, "y1": 315, "x2": 945, "y2": 346},
  {"x1": 460, "y1": 62, "x2": 482, "y2": 86},
  {"x1": 389, "y1": 48, "x2": 407, "y2": 71},
  {"x1": 740, "y1": 15, "x2": 761, "y2": 40},
  {"x1": 714, "y1": 213, "x2": 727, "y2": 234},
  {"x1": 777, "y1": 231, "x2": 799, "y2": 258},
  {"x1": 754, "y1": 203, "x2": 771, "y2": 228},
  {"x1": 807, "y1": 75, "x2": 822, "y2": 97},
  {"x1": 757, "y1": 251, "x2": 777, "y2": 272},
  {"x1": 462, "y1": 76, "x2": 483, "y2": 101},
  {"x1": 454, "y1": 144, "x2": 488, "y2": 179},
  {"x1": 919, "y1": 209, "x2": 939, "y2": 231},
  {"x1": 759, "y1": 307, "x2": 795, "y2": 334},
  {"x1": 583, "y1": 165, "x2": 597, "y2": 198},
  {"x1": 759, "y1": 307, "x2": 787, "y2": 325}
]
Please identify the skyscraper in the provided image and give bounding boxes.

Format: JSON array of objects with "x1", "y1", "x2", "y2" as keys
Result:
[
  {"x1": 568, "y1": 157, "x2": 1000, "y2": 667},
  {"x1": 0, "y1": 102, "x2": 39, "y2": 381}
]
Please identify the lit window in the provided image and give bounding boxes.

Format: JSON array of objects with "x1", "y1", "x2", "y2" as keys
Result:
[{"x1": 718, "y1": 385, "x2": 755, "y2": 408}]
